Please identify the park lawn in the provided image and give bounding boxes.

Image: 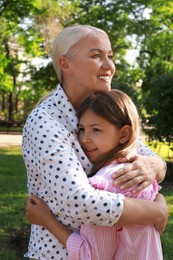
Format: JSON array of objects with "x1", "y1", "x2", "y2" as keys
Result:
[
  {"x1": 160, "y1": 184, "x2": 173, "y2": 260},
  {"x1": 0, "y1": 146, "x2": 29, "y2": 259},
  {"x1": 0, "y1": 146, "x2": 172, "y2": 260}
]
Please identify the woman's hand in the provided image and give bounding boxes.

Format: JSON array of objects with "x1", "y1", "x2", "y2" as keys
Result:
[
  {"x1": 112, "y1": 154, "x2": 166, "y2": 194},
  {"x1": 26, "y1": 195, "x2": 55, "y2": 227}
]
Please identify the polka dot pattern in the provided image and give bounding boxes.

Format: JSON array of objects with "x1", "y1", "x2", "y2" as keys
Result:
[
  {"x1": 137, "y1": 137, "x2": 157, "y2": 156},
  {"x1": 22, "y1": 85, "x2": 158, "y2": 259}
]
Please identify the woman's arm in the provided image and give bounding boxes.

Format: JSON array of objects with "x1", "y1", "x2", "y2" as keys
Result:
[
  {"x1": 26, "y1": 192, "x2": 168, "y2": 243},
  {"x1": 112, "y1": 154, "x2": 166, "y2": 193},
  {"x1": 117, "y1": 193, "x2": 168, "y2": 233},
  {"x1": 26, "y1": 196, "x2": 72, "y2": 247}
]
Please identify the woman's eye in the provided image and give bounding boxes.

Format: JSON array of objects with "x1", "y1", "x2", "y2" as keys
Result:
[
  {"x1": 108, "y1": 55, "x2": 114, "y2": 60},
  {"x1": 93, "y1": 54, "x2": 100, "y2": 58}
]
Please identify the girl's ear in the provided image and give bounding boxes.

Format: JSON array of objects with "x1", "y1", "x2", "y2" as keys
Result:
[
  {"x1": 119, "y1": 125, "x2": 131, "y2": 144},
  {"x1": 59, "y1": 56, "x2": 72, "y2": 75}
]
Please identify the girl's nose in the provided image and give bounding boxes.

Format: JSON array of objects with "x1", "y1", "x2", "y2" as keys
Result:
[{"x1": 80, "y1": 134, "x2": 91, "y2": 144}]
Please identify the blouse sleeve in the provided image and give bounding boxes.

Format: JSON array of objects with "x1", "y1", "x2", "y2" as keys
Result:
[
  {"x1": 23, "y1": 113, "x2": 124, "y2": 228},
  {"x1": 137, "y1": 137, "x2": 161, "y2": 156}
]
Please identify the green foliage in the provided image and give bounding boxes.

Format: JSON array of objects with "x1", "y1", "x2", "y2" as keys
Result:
[
  {"x1": 141, "y1": 72, "x2": 173, "y2": 142},
  {"x1": 136, "y1": 1, "x2": 173, "y2": 142},
  {"x1": 0, "y1": 0, "x2": 173, "y2": 143},
  {"x1": 0, "y1": 0, "x2": 46, "y2": 123},
  {"x1": 0, "y1": 0, "x2": 77, "y2": 123},
  {"x1": 123, "y1": 0, "x2": 173, "y2": 142},
  {"x1": 31, "y1": 62, "x2": 59, "y2": 92}
]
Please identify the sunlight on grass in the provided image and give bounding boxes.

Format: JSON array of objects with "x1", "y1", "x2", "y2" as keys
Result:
[
  {"x1": 0, "y1": 145, "x2": 22, "y2": 155},
  {"x1": 147, "y1": 141, "x2": 173, "y2": 161}
]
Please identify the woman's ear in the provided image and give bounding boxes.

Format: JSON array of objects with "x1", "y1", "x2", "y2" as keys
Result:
[
  {"x1": 59, "y1": 56, "x2": 72, "y2": 75},
  {"x1": 119, "y1": 125, "x2": 131, "y2": 144}
]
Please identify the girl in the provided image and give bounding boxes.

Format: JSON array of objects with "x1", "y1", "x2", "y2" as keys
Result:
[{"x1": 26, "y1": 89, "x2": 163, "y2": 260}]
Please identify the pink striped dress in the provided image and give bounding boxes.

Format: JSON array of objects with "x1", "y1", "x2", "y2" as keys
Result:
[{"x1": 66, "y1": 162, "x2": 163, "y2": 260}]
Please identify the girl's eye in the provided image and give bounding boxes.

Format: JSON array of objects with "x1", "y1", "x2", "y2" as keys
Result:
[
  {"x1": 93, "y1": 128, "x2": 101, "y2": 132},
  {"x1": 78, "y1": 127, "x2": 84, "y2": 134}
]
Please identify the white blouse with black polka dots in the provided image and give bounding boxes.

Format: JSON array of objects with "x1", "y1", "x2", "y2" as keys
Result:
[{"x1": 22, "y1": 84, "x2": 158, "y2": 260}]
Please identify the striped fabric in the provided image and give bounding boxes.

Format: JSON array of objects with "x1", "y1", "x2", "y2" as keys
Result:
[{"x1": 66, "y1": 163, "x2": 163, "y2": 260}]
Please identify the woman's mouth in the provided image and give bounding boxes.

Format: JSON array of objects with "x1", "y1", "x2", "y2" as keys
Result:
[{"x1": 97, "y1": 75, "x2": 111, "y2": 82}]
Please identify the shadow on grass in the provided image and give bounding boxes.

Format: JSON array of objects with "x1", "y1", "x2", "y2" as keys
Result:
[{"x1": 0, "y1": 225, "x2": 30, "y2": 259}]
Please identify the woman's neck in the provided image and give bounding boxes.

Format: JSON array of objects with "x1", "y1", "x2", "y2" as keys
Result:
[{"x1": 62, "y1": 83, "x2": 90, "y2": 111}]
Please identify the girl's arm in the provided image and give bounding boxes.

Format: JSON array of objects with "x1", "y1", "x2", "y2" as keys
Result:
[{"x1": 26, "y1": 195, "x2": 72, "y2": 246}]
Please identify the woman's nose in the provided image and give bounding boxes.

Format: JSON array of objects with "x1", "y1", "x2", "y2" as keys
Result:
[{"x1": 102, "y1": 58, "x2": 115, "y2": 71}]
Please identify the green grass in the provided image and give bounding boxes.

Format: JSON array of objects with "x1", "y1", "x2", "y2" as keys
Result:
[
  {"x1": 0, "y1": 146, "x2": 172, "y2": 259},
  {"x1": 0, "y1": 146, "x2": 29, "y2": 259},
  {"x1": 0, "y1": 125, "x2": 22, "y2": 133},
  {"x1": 161, "y1": 184, "x2": 173, "y2": 260}
]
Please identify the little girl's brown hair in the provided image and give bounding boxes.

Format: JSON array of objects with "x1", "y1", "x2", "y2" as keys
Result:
[{"x1": 78, "y1": 89, "x2": 140, "y2": 176}]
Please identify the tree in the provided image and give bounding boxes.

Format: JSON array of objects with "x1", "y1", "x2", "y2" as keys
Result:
[
  {"x1": 0, "y1": 0, "x2": 44, "y2": 122},
  {"x1": 1, "y1": 0, "x2": 173, "y2": 145},
  {"x1": 0, "y1": 0, "x2": 82, "y2": 123},
  {"x1": 136, "y1": 1, "x2": 173, "y2": 142}
]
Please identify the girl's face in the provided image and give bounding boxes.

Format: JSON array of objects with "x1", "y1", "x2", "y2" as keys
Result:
[
  {"x1": 64, "y1": 31, "x2": 115, "y2": 107},
  {"x1": 78, "y1": 109, "x2": 121, "y2": 163}
]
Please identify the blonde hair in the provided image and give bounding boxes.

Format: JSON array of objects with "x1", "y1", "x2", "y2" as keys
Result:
[{"x1": 51, "y1": 25, "x2": 107, "y2": 82}]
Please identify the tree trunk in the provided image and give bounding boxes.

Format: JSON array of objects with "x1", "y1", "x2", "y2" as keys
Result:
[{"x1": 8, "y1": 92, "x2": 13, "y2": 121}]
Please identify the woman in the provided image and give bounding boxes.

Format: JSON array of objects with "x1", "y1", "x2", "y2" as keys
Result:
[
  {"x1": 26, "y1": 90, "x2": 163, "y2": 260},
  {"x1": 22, "y1": 25, "x2": 167, "y2": 260}
]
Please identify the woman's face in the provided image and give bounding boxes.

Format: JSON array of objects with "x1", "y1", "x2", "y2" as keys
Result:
[
  {"x1": 67, "y1": 31, "x2": 115, "y2": 98},
  {"x1": 78, "y1": 109, "x2": 120, "y2": 163}
]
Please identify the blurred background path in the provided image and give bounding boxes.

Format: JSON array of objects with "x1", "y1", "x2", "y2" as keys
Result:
[{"x1": 0, "y1": 134, "x2": 22, "y2": 147}]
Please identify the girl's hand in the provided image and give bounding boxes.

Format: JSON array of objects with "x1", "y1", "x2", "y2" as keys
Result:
[
  {"x1": 112, "y1": 154, "x2": 164, "y2": 194},
  {"x1": 26, "y1": 195, "x2": 55, "y2": 227},
  {"x1": 26, "y1": 195, "x2": 72, "y2": 247}
]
